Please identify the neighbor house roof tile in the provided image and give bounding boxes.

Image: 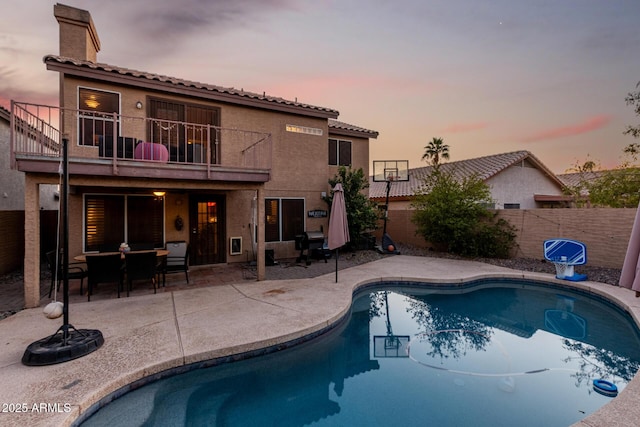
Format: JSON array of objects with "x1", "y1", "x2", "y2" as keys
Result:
[
  {"x1": 0, "y1": 105, "x2": 9, "y2": 122},
  {"x1": 369, "y1": 150, "x2": 563, "y2": 200},
  {"x1": 556, "y1": 171, "x2": 605, "y2": 188}
]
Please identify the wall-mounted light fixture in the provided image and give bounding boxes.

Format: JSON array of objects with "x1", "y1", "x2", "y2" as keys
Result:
[
  {"x1": 135, "y1": 101, "x2": 143, "y2": 109},
  {"x1": 174, "y1": 215, "x2": 184, "y2": 231},
  {"x1": 153, "y1": 191, "x2": 165, "y2": 197}
]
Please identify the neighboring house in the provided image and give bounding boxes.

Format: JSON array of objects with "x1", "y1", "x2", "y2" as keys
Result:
[
  {"x1": 1, "y1": 106, "x2": 25, "y2": 212},
  {"x1": 369, "y1": 150, "x2": 569, "y2": 209},
  {"x1": 11, "y1": 4, "x2": 377, "y2": 307},
  {"x1": 558, "y1": 169, "x2": 640, "y2": 207},
  {"x1": 1, "y1": 106, "x2": 59, "y2": 275},
  {"x1": 1, "y1": 106, "x2": 58, "y2": 211}
]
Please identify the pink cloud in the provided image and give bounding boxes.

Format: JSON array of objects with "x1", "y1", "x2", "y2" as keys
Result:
[
  {"x1": 522, "y1": 115, "x2": 612, "y2": 143},
  {"x1": 264, "y1": 73, "x2": 444, "y2": 103},
  {"x1": 439, "y1": 122, "x2": 489, "y2": 134}
]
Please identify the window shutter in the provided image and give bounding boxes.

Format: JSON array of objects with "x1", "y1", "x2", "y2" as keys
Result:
[{"x1": 85, "y1": 195, "x2": 125, "y2": 251}]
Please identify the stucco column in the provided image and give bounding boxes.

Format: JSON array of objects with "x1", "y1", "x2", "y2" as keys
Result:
[
  {"x1": 23, "y1": 175, "x2": 41, "y2": 308},
  {"x1": 256, "y1": 186, "x2": 265, "y2": 281}
]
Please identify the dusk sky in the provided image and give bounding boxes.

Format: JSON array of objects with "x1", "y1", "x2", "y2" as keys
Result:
[{"x1": 1, "y1": 0, "x2": 639, "y2": 173}]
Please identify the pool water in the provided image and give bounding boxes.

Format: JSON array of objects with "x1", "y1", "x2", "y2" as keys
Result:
[{"x1": 82, "y1": 281, "x2": 640, "y2": 426}]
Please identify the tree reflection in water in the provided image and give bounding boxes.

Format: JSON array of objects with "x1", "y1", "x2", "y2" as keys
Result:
[
  {"x1": 368, "y1": 286, "x2": 640, "y2": 388},
  {"x1": 404, "y1": 295, "x2": 493, "y2": 361},
  {"x1": 563, "y1": 340, "x2": 640, "y2": 387}
]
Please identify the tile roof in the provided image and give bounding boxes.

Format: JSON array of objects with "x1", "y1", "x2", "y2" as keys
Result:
[
  {"x1": 0, "y1": 105, "x2": 9, "y2": 122},
  {"x1": 556, "y1": 171, "x2": 606, "y2": 188},
  {"x1": 328, "y1": 119, "x2": 378, "y2": 138},
  {"x1": 43, "y1": 55, "x2": 340, "y2": 118},
  {"x1": 369, "y1": 150, "x2": 563, "y2": 199}
]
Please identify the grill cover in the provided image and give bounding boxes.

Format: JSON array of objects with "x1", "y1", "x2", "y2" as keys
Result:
[{"x1": 304, "y1": 231, "x2": 325, "y2": 242}]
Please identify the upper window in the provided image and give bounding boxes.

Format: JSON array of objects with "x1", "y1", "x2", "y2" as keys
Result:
[
  {"x1": 286, "y1": 124, "x2": 323, "y2": 136},
  {"x1": 265, "y1": 198, "x2": 305, "y2": 242},
  {"x1": 78, "y1": 88, "x2": 120, "y2": 146},
  {"x1": 329, "y1": 138, "x2": 352, "y2": 166},
  {"x1": 504, "y1": 203, "x2": 521, "y2": 209}
]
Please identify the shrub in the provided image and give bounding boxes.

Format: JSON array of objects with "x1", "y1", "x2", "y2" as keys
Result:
[
  {"x1": 411, "y1": 169, "x2": 517, "y2": 258},
  {"x1": 325, "y1": 166, "x2": 379, "y2": 250}
]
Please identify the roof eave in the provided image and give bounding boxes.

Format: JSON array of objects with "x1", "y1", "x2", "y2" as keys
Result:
[
  {"x1": 521, "y1": 152, "x2": 567, "y2": 189},
  {"x1": 370, "y1": 195, "x2": 413, "y2": 202},
  {"x1": 533, "y1": 194, "x2": 575, "y2": 202},
  {"x1": 45, "y1": 60, "x2": 340, "y2": 120},
  {"x1": 329, "y1": 127, "x2": 379, "y2": 139}
]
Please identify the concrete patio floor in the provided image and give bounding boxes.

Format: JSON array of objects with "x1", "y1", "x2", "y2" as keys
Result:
[{"x1": 1, "y1": 255, "x2": 639, "y2": 427}]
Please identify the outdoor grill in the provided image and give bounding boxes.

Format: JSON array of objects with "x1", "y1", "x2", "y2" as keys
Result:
[{"x1": 296, "y1": 231, "x2": 329, "y2": 265}]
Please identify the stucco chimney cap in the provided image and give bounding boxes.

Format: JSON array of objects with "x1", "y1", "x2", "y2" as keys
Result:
[{"x1": 53, "y1": 3, "x2": 101, "y2": 53}]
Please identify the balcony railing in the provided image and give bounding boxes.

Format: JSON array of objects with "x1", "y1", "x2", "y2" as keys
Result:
[{"x1": 10, "y1": 101, "x2": 272, "y2": 177}]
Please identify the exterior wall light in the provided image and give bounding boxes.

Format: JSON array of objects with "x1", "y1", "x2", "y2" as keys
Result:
[
  {"x1": 135, "y1": 101, "x2": 143, "y2": 109},
  {"x1": 153, "y1": 191, "x2": 165, "y2": 197}
]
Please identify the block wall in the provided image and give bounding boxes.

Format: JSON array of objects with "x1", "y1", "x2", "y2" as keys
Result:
[{"x1": 375, "y1": 208, "x2": 637, "y2": 269}]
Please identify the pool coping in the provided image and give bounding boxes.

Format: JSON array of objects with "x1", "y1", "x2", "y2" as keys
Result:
[{"x1": 0, "y1": 255, "x2": 638, "y2": 426}]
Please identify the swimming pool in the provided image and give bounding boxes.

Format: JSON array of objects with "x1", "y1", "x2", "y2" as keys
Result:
[{"x1": 81, "y1": 280, "x2": 640, "y2": 426}]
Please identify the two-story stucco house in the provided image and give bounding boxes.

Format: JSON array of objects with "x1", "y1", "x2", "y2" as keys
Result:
[{"x1": 11, "y1": 4, "x2": 377, "y2": 308}]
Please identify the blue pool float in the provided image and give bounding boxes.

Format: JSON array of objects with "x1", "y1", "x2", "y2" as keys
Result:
[{"x1": 593, "y1": 379, "x2": 618, "y2": 396}]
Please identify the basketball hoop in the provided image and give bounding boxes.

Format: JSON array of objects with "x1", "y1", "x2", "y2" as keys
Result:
[
  {"x1": 372, "y1": 160, "x2": 409, "y2": 183},
  {"x1": 372, "y1": 160, "x2": 409, "y2": 254},
  {"x1": 543, "y1": 239, "x2": 587, "y2": 282},
  {"x1": 552, "y1": 257, "x2": 574, "y2": 279}
]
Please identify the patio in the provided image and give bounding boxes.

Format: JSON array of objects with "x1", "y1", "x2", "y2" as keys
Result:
[{"x1": 0, "y1": 251, "x2": 388, "y2": 318}]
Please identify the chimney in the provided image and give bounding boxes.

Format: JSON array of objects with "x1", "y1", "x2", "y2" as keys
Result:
[{"x1": 54, "y1": 3, "x2": 101, "y2": 62}]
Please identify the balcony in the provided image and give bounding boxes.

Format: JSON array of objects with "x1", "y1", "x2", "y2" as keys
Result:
[{"x1": 10, "y1": 102, "x2": 272, "y2": 183}]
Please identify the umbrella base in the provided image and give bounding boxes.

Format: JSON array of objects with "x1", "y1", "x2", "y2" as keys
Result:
[{"x1": 22, "y1": 325, "x2": 104, "y2": 366}]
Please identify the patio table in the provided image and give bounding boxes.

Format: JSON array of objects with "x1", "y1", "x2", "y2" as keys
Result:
[{"x1": 74, "y1": 250, "x2": 169, "y2": 262}]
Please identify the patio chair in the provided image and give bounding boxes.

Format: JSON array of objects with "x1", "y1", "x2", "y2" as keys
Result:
[
  {"x1": 124, "y1": 251, "x2": 157, "y2": 296},
  {"x1": 45, "y1": 250, "x2": 88, "y2": 297},
  {"x1": 159, "y1": 241, "x2": 190, "y2": 286},
  {"x1": 86, "y1": 253, "x2": 125, "y2": 301}
]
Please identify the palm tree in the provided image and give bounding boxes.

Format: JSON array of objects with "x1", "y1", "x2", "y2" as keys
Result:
[{"x1": 421, "y1": 137, "x2": 450, "y2": 168}]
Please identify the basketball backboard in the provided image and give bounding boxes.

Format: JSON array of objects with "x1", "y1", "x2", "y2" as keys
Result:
[
  {"x1": 373, "y1": 335, "x2": 410, "y2": 358},
  {"x1": 543, "y1": 239, "x2": 587, "y2": 265},
  {"x1": 372, "y1": 160, "x2": 409, "y2": 182}
]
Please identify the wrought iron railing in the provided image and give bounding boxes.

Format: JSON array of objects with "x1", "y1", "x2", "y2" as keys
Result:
[{"x1": 10, "y1": 101, "x2": 272, "y2": 173}]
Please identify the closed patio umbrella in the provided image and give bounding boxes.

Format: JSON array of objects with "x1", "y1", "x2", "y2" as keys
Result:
[
  {"x1": 620, "y1": 201, "x2": 640, "y2": 297},
  {"x1": 328, "y1": 183, "x2": 350, "y2": 282}
]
